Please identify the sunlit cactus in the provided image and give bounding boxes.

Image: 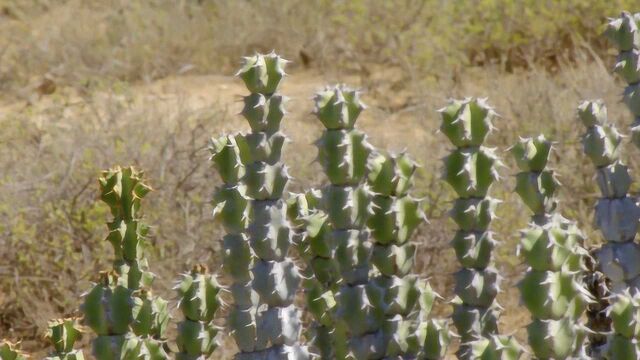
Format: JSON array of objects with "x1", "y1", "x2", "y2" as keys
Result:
[
  {"x1": 0, "y1": 341, "x2": 28, "y2": 360},
  {"x1": 606, "y1": 291, "x2": 640, "y2": 358},
  {"x1": 577, "y1": 100, "x2": 640, "y2": 294},
  {"x1": 510, "y1": 135, "x2": 590, "y2": 359},
  {"x1": 45, "y1": 318, "x2": 84, "y2": 360},
  {"x1": 211, "y1": 52, "x2": 309, "y2": 359},
  {"x1": 82, "y1": 167, "x2": 170, "y2": 359},
  {"x1": 439, "y1": 98, "x2": 522, "y2": 359},
  {"x1": 366, "y1": 151, "x2": 452, "y2": 359},
  {"x1": 606, "y1": 11, "x2": 640, "y2": 148},
  {"x1": 174, "y1": 264, "x2": 221, "y2": 360}
]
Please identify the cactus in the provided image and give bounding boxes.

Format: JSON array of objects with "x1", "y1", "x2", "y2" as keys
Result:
[
  {"x1": 510, "y1": 135, "x2": 590, "y2": 359},
  {"x1": 82, "y1": 167, "x2": 170, "y2": 359},
  {"x1": 577, "y1": 100, "x2": 640, "y2": 294},
  {"x1": 211, "y1": 52, "x2": 309, "y2": 359},
  {"x1": 439, "y1": 98, "x2": 522, "y2": 359},
  {"x1": 366, "y1": 151, "x2": 452, "y2": 359},
  {"x1": 174, "y1": 264, "x2": 221, "y2": 360},
  {"x1": 605, "y1": 291, "x2": 640, "y2": 357},
  {"x1": 45, "y1": 318, "x2": 84, "y2": 360},
  {"x1": 296, "y1": 84, "x2": 376, "y2": 359},
  {"x1": 606, "y1": 11, "x2": 640, "y2": 149},
  {"x1": 0, "y1": 341, "x2": 28, "y2": 360}
]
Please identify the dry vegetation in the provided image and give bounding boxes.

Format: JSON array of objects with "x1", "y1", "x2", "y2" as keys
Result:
[{"x1": 1, "y1": 0, "x2": 639, "y2": 357}]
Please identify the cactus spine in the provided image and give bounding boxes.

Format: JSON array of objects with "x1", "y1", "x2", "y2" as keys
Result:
[
  {"x1": 367, "y1": 151, "x2": 451, "y2": 359},
  {"x1": 439, "y1": 98, "x2": 521, "y2": 359},
  {"x1": 577, "y1": 100, "x2": 640, "y2": 294},
  {"x1": 606, "y1": 11, "x2": 640, "y2": 149},
  {"x1": 211, "y1": 53, "x2": 309, "y2": 359},
  {"x1": 45, "y1": 318, "x2": 84, "y2": 360},
  {"x1": 82, "y1": 167, "x2": 170, "y2": 360},
  {"x1": 174, "y1": 264, "x2": 221, "y2": 359},
  {"x1": 510, "y1": 135, "x2": 590, "y2": 359}
]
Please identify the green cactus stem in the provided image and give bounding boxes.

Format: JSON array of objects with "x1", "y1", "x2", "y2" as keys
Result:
[
  {"x1": 605, "y1": 12, "x2": 640, "y2": 149},
  {"x1": 175, "y1": 264, "x2": 222, "y2": 360},
  {"x1": 82, "y1": 167, "x2": 170, "y2": 360},
  {"x1": 45, "y1": 318, "x2": 84, "y2": 360},
  {"x1": 510, "y1": 135, "x2": 590, "y2": 359},
  {"x1": 439, "y1": 98, "x2": 522, "y2": 359},
  {"x1": 367, "y1": 151, "x2": 452, "y2": 359},
  {"x1": 211, "y1": 53, "x2": 309, "y2": 360},
  {"x1": 577, "y1": 100, "x2": 640, "y2": 294},
  {"x1": 606, "y1": 291, "x2": 640, "y2": 358}
]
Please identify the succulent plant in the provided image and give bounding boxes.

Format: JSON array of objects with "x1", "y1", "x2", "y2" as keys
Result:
[
  {"x1": 45, "y1": 318, "x2": 84, "y2": 360},
  {"x1": 82, "y1": 167, "x2": 170, "y2": 359},
  {"x1": 211, "y1": 52, "x2": 309, "y2": 359},
  {"x1": 606, "y1": 12, "x2": 640, "y2": 149},
  {"x1": 174, "y1": 264, "x2": 221, "y2": 360},
  {"x1": 605, "y1": 291, "x2": 640, "y2": 358},
  {"x1": 510, "y1": 135, "x2": 590, "y2": 359},
  {"x1": 439, "y1": 98, "x2": 522, "y2": 359},
  {"x1": 0, "y1": 341, "x2": 28, "y2": 360},
  {"x1": 577, "y1": 100, "x2": 640, "y2": 294}
]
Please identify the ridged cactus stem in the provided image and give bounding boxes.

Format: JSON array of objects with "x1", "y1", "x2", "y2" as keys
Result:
[
  {"x1": 510, "y1": 135, "x2": 590, "y2": 359},
  {"x1": 606, "y1": 291, "x2": 640, "y2": 357},
  {"x1": 304, "y1": 84, "x2": 379, "y2": 359},
  {"x1": 439, "y1": 98, "x2": 522, "y2": 359},
  {"x1": 605, "y1": 11, "x2": 640, "y2": 149},
  {"x1": 212, "y1": 52, "x2": 309, "y2": 359},
  {"x1": 82, "y1": 167, "x2": 170, "y2": 359},
  {"x1": 577, "y1": 100, "x2": 640, "y2": 294},
  {"x1": 174, "y1": 264, "x2": 222, "y2": 360},
  {"x1": 45, "y1": 318, "x2": 84, "y2": 360},
  {"x1": 367, "y1": 151, "x2": 452, "y2": 359}
]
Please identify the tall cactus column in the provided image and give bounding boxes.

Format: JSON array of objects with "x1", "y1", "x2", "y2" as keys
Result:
[
  {"x1": 510, "y1": 135, "x2": 590, "y2": 359},
  {"x1": 82, "y1": 167, "x2": 170, "y2": 359},
  {"x1": 211, "y1": 53, "x2": 309, "y2": 359},
  {"x1": 577, "y1": 100, "x2": 640, "y2": 294},
  {"x1": 606, "y1": 11, "x2": 640, "y2": 149},
  {"x1": 367, "y1": 152, "x2": 451, "y2": 359},
  {"x1": 311, "y1": 85, "x2": 384, "y2": 359},
  {"x1": 439, "y1": 98, "x2": 520, "y2": 359}
]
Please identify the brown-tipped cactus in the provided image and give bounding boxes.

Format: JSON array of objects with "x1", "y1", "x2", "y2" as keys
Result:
[
  {"x1": 45, "y1": 318, "x2": 84, "y2": 360},
  {"x1": 174, "y1": 264, "x2": 222, "y2": 360},
  {"x1": 606, "y1": 11, "x2": 640, "y2": 149},
  {"x1": 439, "y1": 98, "x2": 522, "y2": 359},
  {"x1": 82, "y1": 167, "x2": 170, "y2": 359},
  {"x1": 510, "y1": 135, "x2": 591, "y2": 359},
  {"x1": 577, "y1": 100, "x2": 640, "y2": 294},
  {"x1": 0, "y1": 341, "x2": 28, "y2": 360},
  {"x1": 367, "y1": 151, "x2": 452, "y2": 359},
  {"x1": 212, "y1": 53, "x2": 309, "y2": 359}
]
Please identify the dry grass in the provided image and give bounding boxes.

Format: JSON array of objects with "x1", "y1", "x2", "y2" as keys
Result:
[{"x1": 1, "y1": 1, "x2": 640, "y2": 358}]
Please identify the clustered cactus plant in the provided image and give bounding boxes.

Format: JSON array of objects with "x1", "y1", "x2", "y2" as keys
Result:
[
  {"x1": 44, "y1": 318, "x2": 84, "y2": 360},
  {"x1": 606, "y1": 11, "x2": 640, "y2": 148},
  {"x1": 174, "y1": 264, "x2": 221, "y2": 359},
  {"x1": 577, "y1": 100, "x2": 640, "y2": 294},
  {"x1": 210, "y1": 53, "x2": 309, "y2": 359},
  {"x1": 439, "y1": 98, "x2": 522, "y2": 359},
  {"x1": 510, "y1": 135, "x2": 590, "y2": 359},
  {"x1": 82, "y1": 167, "x2": 170, "y2": 359}
]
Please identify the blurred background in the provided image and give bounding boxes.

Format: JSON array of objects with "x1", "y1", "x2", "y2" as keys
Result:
[{"x1": 0, "y1": 0, "x2": 638, "y2": 357}]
